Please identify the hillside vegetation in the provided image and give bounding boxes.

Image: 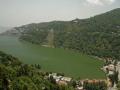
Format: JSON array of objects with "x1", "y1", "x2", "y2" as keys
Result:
[
  {"x1": 0, "y1": 51, "x2": 75, "y2": 90},
  {"x1": 5, "y1": 8, "x2": 120, "y2": 60}
]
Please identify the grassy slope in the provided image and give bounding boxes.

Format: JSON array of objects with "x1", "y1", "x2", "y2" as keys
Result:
[{"x1": 0, "y1": 36, "x2": 105, "y2": 79}]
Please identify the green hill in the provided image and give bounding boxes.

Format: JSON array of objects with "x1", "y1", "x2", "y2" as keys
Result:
[{"x1": 5, "y1": 8, "x2": 120, "y2": 60}]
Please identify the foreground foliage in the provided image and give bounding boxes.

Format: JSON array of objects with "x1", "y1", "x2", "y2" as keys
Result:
[{"x1": 0, "y1": 51, "x2": 74, "y2": 90}]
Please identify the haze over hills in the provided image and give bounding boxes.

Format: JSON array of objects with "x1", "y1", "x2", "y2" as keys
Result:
[
  {"x1": 0, "y1": 0, "x2": 120, "y2": 89},
  {"x1": 2, "y1": 8, "x2": 120, "y2": 60},
  {"x1": 0, "y1": 26, "x2": 11, "y2": 33}
]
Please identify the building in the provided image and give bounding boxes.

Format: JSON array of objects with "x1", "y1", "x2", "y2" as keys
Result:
[{"x1": 61, "y1": 77, "x2": 72, "y2": 82}]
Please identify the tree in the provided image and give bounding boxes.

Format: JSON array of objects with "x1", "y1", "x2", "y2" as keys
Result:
[{"x1": 83, "y1": 81, "x2": 107, "y2": 90}]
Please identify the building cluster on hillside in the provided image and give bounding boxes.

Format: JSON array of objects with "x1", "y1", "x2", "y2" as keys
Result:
[
  {"x1": 44, "y1": 72, "x2": 83, "y2": 90},
  {"x1": 44, "y1": 72, "x2": 107, "y2": 90},
  {"x1": 77, "y1": 79, "x2": 106, "y2": 90},
  {"x1": 45, "y1": 73, "x2": 72, "y2": 85},
  {"x1": 101, "y1": 59, "x2": 120, "y2": 88}
]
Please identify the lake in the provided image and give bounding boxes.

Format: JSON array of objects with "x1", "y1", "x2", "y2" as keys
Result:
[{"x1": 0, "y1": 35, "x2": 105, "y2": 79}]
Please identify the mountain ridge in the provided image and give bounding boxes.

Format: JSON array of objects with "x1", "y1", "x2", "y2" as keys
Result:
[{"x1": 2, "y1": 8, "x2": 120, "y2": 60}]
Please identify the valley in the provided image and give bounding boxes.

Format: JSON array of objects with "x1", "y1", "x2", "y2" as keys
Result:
[{"x1": 0, "y1": 0, "x2": 120, "y2": 89}]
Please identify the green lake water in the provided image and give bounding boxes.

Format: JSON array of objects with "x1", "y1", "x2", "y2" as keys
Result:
[{"x1": 0, "y1": 35, "x2": 105, "y2": 79}]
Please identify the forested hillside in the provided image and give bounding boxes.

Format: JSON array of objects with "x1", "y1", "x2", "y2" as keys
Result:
[
  {"x1": 4, "y1": 8, "x2": 120, "y2": 60},
  {"x1": 0, "y1": 51, "x2": 75, "y2": 90}
]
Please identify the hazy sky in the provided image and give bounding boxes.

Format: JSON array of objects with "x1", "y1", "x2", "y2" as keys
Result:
[{"x1": 0, "y1": 0, "x2": 120, "y2": 27}]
